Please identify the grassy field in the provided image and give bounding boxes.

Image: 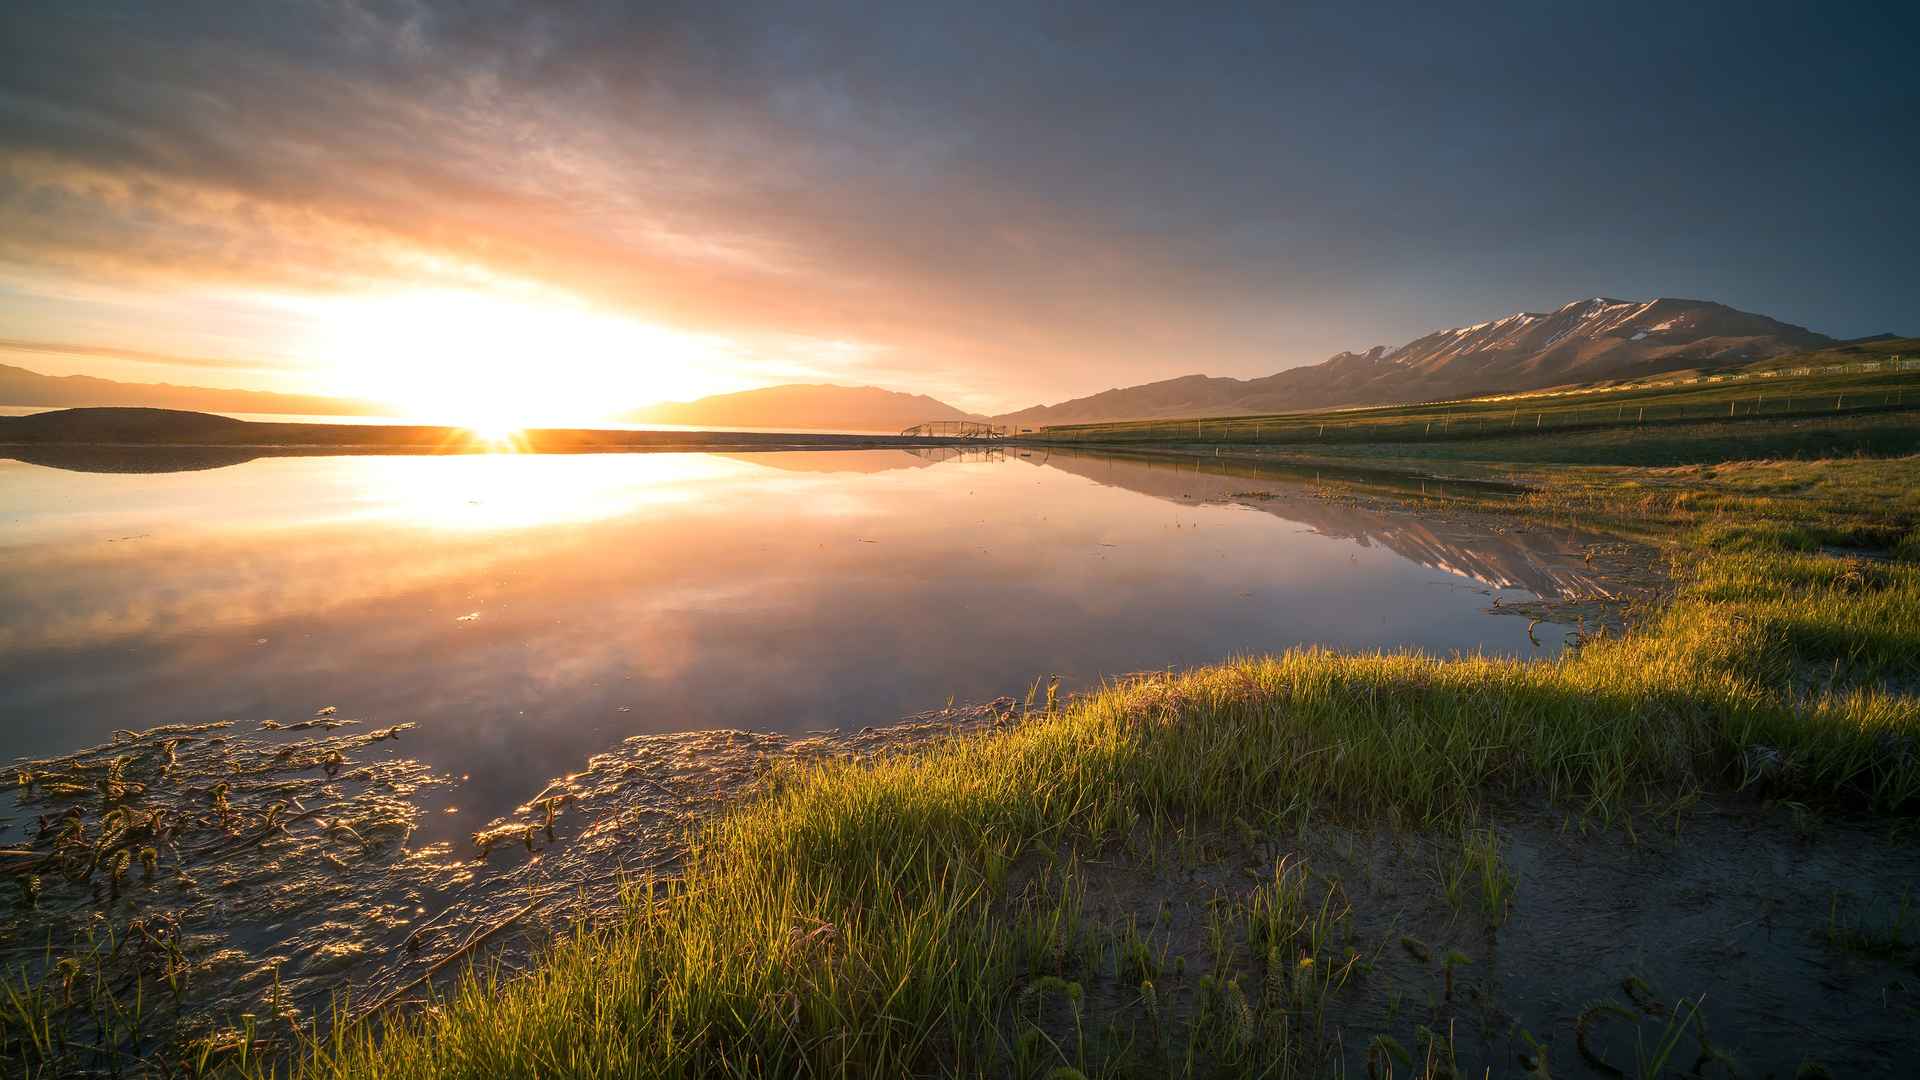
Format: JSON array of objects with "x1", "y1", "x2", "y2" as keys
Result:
[
  {"x1": 210, "y1": 450, "x2": 1920, "y2": 1080},
  {"x1": 1241, "y1": 409, "x2": 1920, "y2": 467},
  {"x1": 1027, "y1": 345, "x2": 1920, "y2": 460}
]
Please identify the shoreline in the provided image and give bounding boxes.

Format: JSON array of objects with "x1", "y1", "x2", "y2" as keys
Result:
[
  {"x1": 0, "y1": 406, "x2": 1002, "y2": 454},
  {"x1": 3, "y1": 447, "x2": 1915, "y2": 1077},
  {"x1": 0, "y1": 409, "x2": 1019, "y2": 476},
  {"x1": 0, "y1": 434, "x2": 994, "y2": 454}
]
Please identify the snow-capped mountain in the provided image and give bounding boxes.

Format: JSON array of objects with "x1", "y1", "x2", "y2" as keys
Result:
[
  {"x1": 994, "y1": 297, "x2": 1835, "y2": 426},
  {"x1": 1372, "y1": 297, "x2": 1827, "y2": 387}
]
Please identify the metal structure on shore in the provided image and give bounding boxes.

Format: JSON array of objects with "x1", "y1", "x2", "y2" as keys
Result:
[{"x1": 899, "y1": 420, "x2": 1006, "y2": 438}]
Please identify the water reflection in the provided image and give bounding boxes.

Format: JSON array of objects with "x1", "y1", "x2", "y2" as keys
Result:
[
  {"x1": 1, "y1": 448, "x2": 1606, "y2": 837},
  {"x1": 1028, "y1": 449, "x2": 1609, "y2": 598},
  {"x1": 345, "y1": 452, "x2": 740, "y2": 530},
  {"x1": 4, "y1": 444, "x2": 266, "y2": 473}
]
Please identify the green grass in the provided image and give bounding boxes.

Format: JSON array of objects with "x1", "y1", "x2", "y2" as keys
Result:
[
  {"x1": 1824, "y1": 889, "x2": 1917, "y2": 964},
  {"x1": 1273, "y1": 409, "x2": 1920, "y2": 467},
  {"x1": 221, "y1": 455, "x2": 1920, "y2": 1080},
  {"x1": 1436, "y1": 827, "x2": 1513, "y2": 925}
]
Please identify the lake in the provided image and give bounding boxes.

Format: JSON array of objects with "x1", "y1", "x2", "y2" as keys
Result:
[{"x1": 0, "y1": 446, "x2": 1609, "y2": 837}]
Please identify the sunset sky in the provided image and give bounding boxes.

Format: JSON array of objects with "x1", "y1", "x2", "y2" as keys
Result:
[{"x1": 1, "y1": 2, "x2": 1914, "y2": 421}]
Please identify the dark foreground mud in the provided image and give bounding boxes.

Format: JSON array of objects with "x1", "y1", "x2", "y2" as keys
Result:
[{"x1": 1004, "y1": 801, "x2": 1919, "y2": 1077}]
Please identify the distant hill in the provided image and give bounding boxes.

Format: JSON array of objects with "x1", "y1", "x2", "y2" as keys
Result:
[
  {"x1": 623, "y1": 383, "x2": 984, "y2": 431},
  {"x1": 995, "y1": 297, "x2": 1842, "y2": 427},
  {"x1": 1735, "y1": 334, "x2": 1918, "y2": 372},
  {"x1": 0, "y1": 362, "x2": 384, "y2": 416},
  {"x1": 0, "y1": 406, "x2": 257, "y2": 444}
]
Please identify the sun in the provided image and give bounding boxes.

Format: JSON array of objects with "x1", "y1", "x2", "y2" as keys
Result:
[
  {"x1": 308, "y1": 288, "x2": 744, "y2": 430},
  {"x1": 464, "y1": 419, "x2": 525, "y2": 446}
]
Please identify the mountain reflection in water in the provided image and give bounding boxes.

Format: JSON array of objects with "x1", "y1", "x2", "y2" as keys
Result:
[{"x1": 1026, "y1": 448, "x2": 1612, "y2": 599}]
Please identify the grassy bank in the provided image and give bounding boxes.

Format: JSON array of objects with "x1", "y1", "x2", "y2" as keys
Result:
[
  {"x1": 257, "y1": 455, "x2": 1919, "y2": 1080},
  {"x1": 1235, "y1": 408, "x2": 1920, "y2": 467},
  {"x1": 1028, "y1": 359, "x2": 1920, "y2": 463}
]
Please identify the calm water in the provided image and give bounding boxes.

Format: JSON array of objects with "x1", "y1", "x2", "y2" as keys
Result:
[{"x1": 0, "y1": 446, "x2": 1606, "y2": 835}]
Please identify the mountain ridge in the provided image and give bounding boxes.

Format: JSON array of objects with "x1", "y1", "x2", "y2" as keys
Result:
[
  {"x1": 621, "y1": 383, "x2": 986, "y2": 431},
  {"x1": 1, "y1": 297, "x2": 1880, "y2": 431},
  {"x1": 0, "y1": 363, "x2": 387, "y2": 417},
  {"x1": 993, "y1": 297, "x2": 1840, "y2": 427}
]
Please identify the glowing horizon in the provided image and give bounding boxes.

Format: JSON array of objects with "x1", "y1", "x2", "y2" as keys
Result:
[
  {"x1": 290, "y1": 288, "x2": 759, "y2": 427},
  {"x1": 0, "y1": 6, "x2": 1911, "y2": 423}
]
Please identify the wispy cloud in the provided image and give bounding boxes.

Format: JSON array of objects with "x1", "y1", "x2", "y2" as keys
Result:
[
  {"x1": 0, "y1": 3, "x2": 1912, "y2": 409},
  {"x1": 0, "y1": 337, "x2": 270, "y2": 372}
]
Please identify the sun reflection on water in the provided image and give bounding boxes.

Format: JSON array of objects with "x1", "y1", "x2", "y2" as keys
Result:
[
  {"x1": 464, "y1": 424, "x2": 527, "y2": 448},
  {"x1": 349, "y1": 451, "x2": 751, "y2": 531}
]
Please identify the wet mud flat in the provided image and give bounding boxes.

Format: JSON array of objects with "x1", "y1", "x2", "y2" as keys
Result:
[
  {"x1": 999, "y1": 800, "x2": 1920, "y2": 1076},
  {"x1": 1, "y1": 718, "x2": 452, "y2": 1064},
  {"x1": 0, "y1": 703, "x2": 1014, "y2": 1072}
]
